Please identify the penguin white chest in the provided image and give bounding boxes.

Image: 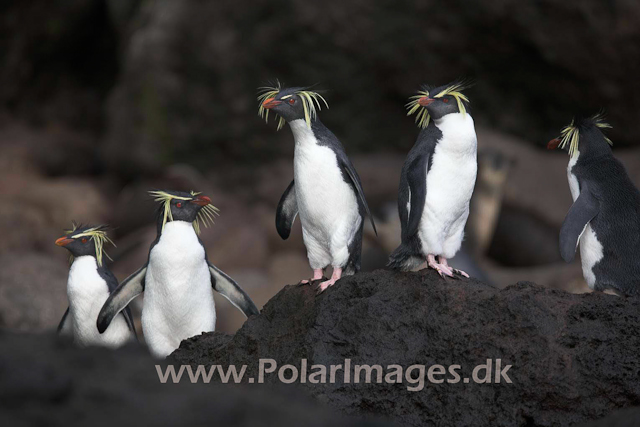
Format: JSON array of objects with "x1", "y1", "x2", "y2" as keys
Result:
[
  {"x1": 290, "y1": 120, "x2": 360, "y2": 245},
  {"x1": 143, "y1": 221, "x2": 215, "y2": 358},
  {"x1": 66, "y1": 256, "x2": 130, "y2": 348},
  {"x1": 419, "y1": 114, "x2": 477, "y2": 257},
  {"x1": 567, "y1": 152, "x2": 603, "y2": 288}
]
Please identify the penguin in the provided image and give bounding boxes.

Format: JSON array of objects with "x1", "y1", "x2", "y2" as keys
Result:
[
  {"x1": 55, "y1": 223, "x2": 137, "y2": 347},
  {"x1": 257, "y1": 83, "x2": 377, "y2": 293},
  {"x1": 547, "y1": 113, "x2": 640, "y2": 295},
  {"x1": 97, "y1": 190, "x2": 259, "y2": 358},
  {"x1": 387, "y1": 80, "x2": 477, "y2": 277}
]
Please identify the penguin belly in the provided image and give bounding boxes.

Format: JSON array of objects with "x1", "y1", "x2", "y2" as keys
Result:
[
  {"x1": 142, "y1": 221, "x2": 215, "y2": 358},
  {"x1": 291, "y1": 120, "x2": 361, "y2": 269},
  {"x1": 567, "y1": 154, "x2": 603, "y2": 289},
  {"x1": 67, "y1": 256, "x2": 131, "y2": 348},
  {"x1": 419, "y1": 114, "x2": 477, "y2": 258}
]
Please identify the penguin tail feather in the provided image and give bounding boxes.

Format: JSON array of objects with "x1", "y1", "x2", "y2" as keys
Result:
[
  {"x1": 343, "y1": 264, "x2": 358, "y2": 276},
  {"x1": 387, "y1": 243, "x2": 423, "y2": 271}
]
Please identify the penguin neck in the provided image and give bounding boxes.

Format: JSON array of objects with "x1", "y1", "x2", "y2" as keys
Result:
[
  {"x1": 573, "y1": 140, "x2": 612, "y2": 165},
  {"x1": 433, "y1": 112, "x2": 472, "y2": 128},
  {"x1": 71, "y1": 255, "x2": 97, "y2": 268},
  {"x1": 288, "y1": 118, "x2": 324, "y2": 148},
  {"x1": 161, "y1": 220, "x2": 196, "y2": 236},
  {"x1": 156, "y1": 211, "x2": 196, "y2": 236},
  {"x1": 432, "y1": 112, "x2": 476, "y2": 152},
  {"x1": 414, "y1": 123, "x2": 442, "y2": 148},
  {"x1": 68, "y1": 255, "x2": 103, "y2": 299}
]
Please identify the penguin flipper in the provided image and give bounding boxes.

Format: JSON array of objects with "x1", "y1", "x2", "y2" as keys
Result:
[
  {"x1": 57, "y1": 307, "x2": 72, "y2": 336},
  {"x1": 122, "y1": 307, "x2": 139, "y2": 341},
  {"x1": 98, "y1": 266, "x2": 139, "y2": 340},
  {"x1": 338, "y1": 157, "x2": 378, "y2": 236},
  {"x1": 560, "y1": 189, "x2": 599, "y2": 263},
  {"x1": 97, "y1": 266, "x2": 146, "y2": 334},
  {"x1": 208, "y1": 262, "x2": 260, "y2": 317},
  {"x1": 405, "y1": 154, "x2": 428, "y2": 239},
  {"x1": 276, "y1": 180, "x2": 298, "y2": 240}
]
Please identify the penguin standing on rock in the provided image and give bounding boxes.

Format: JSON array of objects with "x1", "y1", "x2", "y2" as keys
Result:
[
  {"x1": 97, "y1": 190, "x2": 259, "y2": 358},
  {"x1": 547, "y1": 113, "x2": 640, "y2": 295},
  {"x1": 55, "y1": 223, "x2": 137, "y2": 347},
  {"x1": 258, "y1": 83, "x2": 377, "y2": 293},
  {"x1": 388, "y1": 81, "x2": 477, "y2": 277}
]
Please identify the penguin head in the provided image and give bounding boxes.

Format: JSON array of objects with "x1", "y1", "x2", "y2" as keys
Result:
[
  {"x1": 547, "y1": 112, "x2": 613, "y2": 157},
  {"x1": 55, "y1": 224, "x2": 114, "y2": 266},
  {"x1": 258, "y1": 83, "x2": 328, "y2": 130},
  {"x1": 407, "y1": 80, "x2": 473, "y2": 127},
  {"x1": 150, "y1": 190, "x2": 219, "y2": 234}
]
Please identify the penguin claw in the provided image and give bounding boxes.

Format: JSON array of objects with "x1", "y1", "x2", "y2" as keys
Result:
[
  {"x1": 441, "y1": 269, "x2": 455, "y2": 278},
  {"x1": 454, "y1": 269, "x2": 470, "y2": 279},
  {"x1": 440, "y1": 264, "x2": 455, "y2": 277},
  {"x1": 316, "y1": 279, "x2": 336, "y2": 294}
]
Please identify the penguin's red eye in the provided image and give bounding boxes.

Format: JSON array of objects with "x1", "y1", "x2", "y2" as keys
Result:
[
  {"x1": 81, "y1": 238, "x2": 87, "y2": 243},
  {"x1": 443, "y1": 98, "x2": 449, "y2": 103},
  {"x1": 288, "y1": 98, "x2": 295, "y2": 105},
  {"x1": 176, "y1": 202, "x2": 182, "y2": 208}
]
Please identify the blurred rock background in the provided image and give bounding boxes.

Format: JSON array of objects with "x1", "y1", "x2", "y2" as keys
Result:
[{"x1": 1, "y1": 0, "x2": 639, "y2": 335}]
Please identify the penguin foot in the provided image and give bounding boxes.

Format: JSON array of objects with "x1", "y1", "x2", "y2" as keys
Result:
[
  {"x1": 316, "y1": 279, "x2": 337, "y2": 294},
  {"x1": 427, "y1": 255, "x2": 454, "y2": 278},
  {"x1": 454, "y1": 269, "x2": 470, "y2": 278},
  {"x1": 300, "y1": 269, "x2": 324, "y2": 285},
  {"x1": 438, "y1": 257, "x2": 469, "y2": 279},
  {"x1": 316, "y1": 268, "x2": 342, "y2": 294}
]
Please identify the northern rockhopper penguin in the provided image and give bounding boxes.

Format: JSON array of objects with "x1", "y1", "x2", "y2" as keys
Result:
[
  {"x1": 55, "y1": 223, "x2": 137, "y2": 348},
  {"x1": 258, "y1": 83, "x2": 377, "y2": 293},
  {"x1": 97, "y1": 191, "x2": 259, "y2": 358},
  {"x1": 547, "y1": 113, "x2": 640, "y2": 295},
  {"x1": 388, "y1": 81, "x2": 477, "y2": 277}
]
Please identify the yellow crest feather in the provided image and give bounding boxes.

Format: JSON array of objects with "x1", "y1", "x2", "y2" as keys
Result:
[
  {"x1": 149, "y1": 190, "x2": 220, "y2": 235},
  {"x1": 406, "y1": 81, "x2": 472, "y2": 129},
  {"x1": 257, "y1": 83, "x2": 329, "y2": 130},
  {"x1": 69, "y1": 224, "x2": 115, "y2": 267},
  {"x1": 558, "y1": 112, "x2": 613, "y2": 157}
]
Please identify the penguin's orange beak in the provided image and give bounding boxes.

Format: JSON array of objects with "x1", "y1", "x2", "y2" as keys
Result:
[
  {"x1": 55, "y1": 236, "x2": 74, "y2": 246},
  {"x1": 547, "y1": 138, "x2": 561, "y2": 150},
  {"x1": 418, "y1": 96, "x2": 435, "y2": 107},
  {"x1": 191, "y1": 195, "x2": 211, "y2": 206},
  {"x1": 262, "y1": 97, "x2": 282, "y2": 109}
]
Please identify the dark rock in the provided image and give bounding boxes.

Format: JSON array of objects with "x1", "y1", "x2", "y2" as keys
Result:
[
  {"x1": 0, "y1": 254, "x2": 68, "y2": 331},
  {"x1": 583, "y1": 407, "x2": 640, "y2": 427},
  {"x1": 0, "y1": 331, "x2": 390, "y2": 426},
  {"x1": 104, "y1": 0, "x2": 640, "y2": 176},
  {"x1": 0, "y1": 0, "x2": 121, "y2": 131},
  {"x1": 487, "y1": 205, "x2": 561, "y2": 267},
  {"x1": 172, "y1": 269, "x2": 640, "y2": 427}
]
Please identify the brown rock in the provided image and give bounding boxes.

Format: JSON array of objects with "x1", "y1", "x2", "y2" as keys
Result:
[{"x1": 0, "y1": 254, "x2": 68, "y2": 331}]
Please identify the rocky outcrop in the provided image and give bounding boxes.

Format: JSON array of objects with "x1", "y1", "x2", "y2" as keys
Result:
[
  {"x1": 0, "y1": 254, "x2": 68, "y2": 331},
  {"x1": 103, "y1": 0, "x2": 640, "y2": 175},
  {"x1": 0, "y1": 0, "x2": 125, "y2": 131},
  {"x1": 172, "y1": 269, "x2": 640, "y2": 427},
  {"x1": 0, "y1": 331, "x2": 388, "y2": 427}
]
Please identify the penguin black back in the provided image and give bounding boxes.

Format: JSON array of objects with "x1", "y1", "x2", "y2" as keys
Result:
[{"x1": 551, "y1": 114, "x2": 640, "y2": 295}]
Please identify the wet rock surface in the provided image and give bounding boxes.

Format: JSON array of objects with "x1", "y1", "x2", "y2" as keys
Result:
[
  {"x1": 172, "y1": 269, "x2": 640, "y2": 427},
  {"x1": 0, "y1": 331, "x2": 389, "y2": 427}
]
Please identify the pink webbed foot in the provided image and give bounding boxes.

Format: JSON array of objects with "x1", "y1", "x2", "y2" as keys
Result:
[
  {"x1": 439, "y1": 257, "x2": 470, "y2": 278},
  {"x1": 300, "y1": 269, "x2": 324, "y2": 285},
  {"x1": 427, "y1": 254, "x2": 454, "y2": 278},
  {"x1": 316, "y1": 268, "x2": 342, "y2": 294}
]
